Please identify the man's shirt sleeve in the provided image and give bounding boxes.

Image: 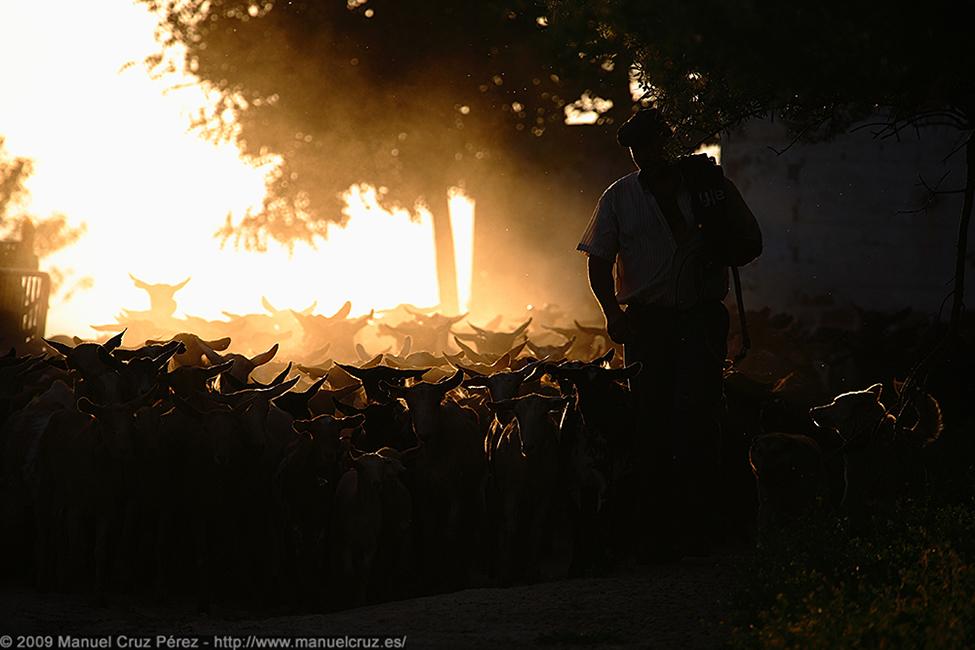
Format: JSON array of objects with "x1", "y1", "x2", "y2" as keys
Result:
[{"x1": 577, "y1": 190, "x2": 619, "y2": 262}]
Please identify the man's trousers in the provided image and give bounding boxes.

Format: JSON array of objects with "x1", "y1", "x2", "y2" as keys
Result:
[{"x1": 623, "y1": 300, "x2": 729, "y2": 555}]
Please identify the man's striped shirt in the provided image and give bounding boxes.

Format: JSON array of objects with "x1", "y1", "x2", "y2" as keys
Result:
[{"x1": 577, "y1": 171, "x2": 709, "y2": 307}]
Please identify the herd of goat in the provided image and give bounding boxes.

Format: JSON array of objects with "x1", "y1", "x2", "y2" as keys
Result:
[{"x1": 0, "y1": 276, "x2": 960, "y2": 613}]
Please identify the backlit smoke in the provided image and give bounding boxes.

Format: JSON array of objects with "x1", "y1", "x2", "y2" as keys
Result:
[{"x1": 0, "y1": 1, "x2": 474, "y2": 338}]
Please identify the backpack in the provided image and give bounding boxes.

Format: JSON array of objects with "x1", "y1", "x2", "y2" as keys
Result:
[
  {"x1": 676, "y1": 152, "x2": 751, "y2": 360},
  {"x1": 677, "y1": 153, "x2": 732, "y2": 263},
  {"x1": 665, "y1": 154, "x2": 727, "y2": 309}
]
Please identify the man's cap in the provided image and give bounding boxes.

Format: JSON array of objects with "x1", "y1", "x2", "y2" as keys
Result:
[{"x1": 616, "y1": 108, "x2": 672, "y2": 148}]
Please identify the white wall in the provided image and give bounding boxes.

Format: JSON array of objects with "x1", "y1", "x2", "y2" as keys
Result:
[{"x1": 721, "y1": 119, "x2": 971, "y2": 326}]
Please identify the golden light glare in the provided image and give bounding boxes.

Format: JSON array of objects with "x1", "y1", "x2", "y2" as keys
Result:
[
  {"x1": 448, "y1": 188, "x2": 475, "y2": 314},
  {"x1": 694, "y1": 143, "x2": 722, "y2": 165},
  {"x1": 0, "y1": 1, "x2": 472, "y2": 338},
  {"x1": 563, "y1": 93, "x2": 614, "y2": 125}
]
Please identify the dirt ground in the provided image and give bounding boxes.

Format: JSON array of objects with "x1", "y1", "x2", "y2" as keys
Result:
[{"x1": 1, "y1": 556, "x2": 741, "y2": 649}]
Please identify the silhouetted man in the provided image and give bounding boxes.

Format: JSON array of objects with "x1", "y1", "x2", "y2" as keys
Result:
[{"x1": 578, "y1": 108, "x2": 762, "y2": 559}]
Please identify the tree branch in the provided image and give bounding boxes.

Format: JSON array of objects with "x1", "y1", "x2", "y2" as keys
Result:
[
  {"x1": 949, "y1": 135, "x2": 975, "y2": 333},
  {"x1": 766, "y1": 123, "x2": 820, "y2": 156},
  {"x1": 897, "y1": 170, "x2": 966, "y2": 214},
  {"x1": 943, "y1": 136, "x2": 972, "y2": 164},
  {"x1": 682, "y1": 105, "x2": 769, "y2": 154},
  {"x1": 848, "y1": 110, "x2": 969, "y2": 141}
]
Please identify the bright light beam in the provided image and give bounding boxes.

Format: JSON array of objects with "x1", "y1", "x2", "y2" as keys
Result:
[{"x1": 448, "y1": 188, "x2": 475, "y2": 314}]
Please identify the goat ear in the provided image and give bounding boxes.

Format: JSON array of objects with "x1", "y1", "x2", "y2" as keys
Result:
[
  {"x1": 76, "y1": 397, "x2": 100, "y2": 416},
  {"x1": 362, "y1": 353, "x2": 384, "y2": 368},
  {"x1": 269, "y1": 362, "x2": 294, "y2": 388},
  {"x1": 453, "y1": 360, "x2": 486, "y2": 378},
  {"x1": 608, "y1": 362, "x2": 642, "y2": 381},
  {"x1": 512, "y1": 318, "x2": 532, "y2": 337},
  {"x1": 97, "y1": 346, "x2": 125, "y2": 371},
  {"x1": 205, "y1": 360, "x2": 235, "y2": 378},
  {"x1": 467, "y1": 321, "x2": 488, "y2": 336},
  {"x1": 206, "y1": 337, "x2": 232, "y2": 351},
  {"x1": 335, "y1": 362, "x2": 365, "y2": 379},
  {"x1": 337, "y1": 414, "x2": 365, "y2": 429},
  {"x1": 329, "y1": 301, "x2": 352, "y2": 321},
  {"x1": 593, "y1": 347, "x2": 615, "y2": 366},
  {"x1": 867, "y1": 383, "x2": 883, "y2": 400},
  {"x1": 892, "y1": 378, "x2": 905, "y2": 396},
  {"x1": 198, "y1": 341, "x2": 226, "y2": 365},
  {"x1": 104, "y1": 329, "x2": 126, "y2": 351},
  {"x1": 453, "y1": 336, "x2": 483, "y2": 363},
  {"x1": 172, "y1": 340, "x2": 188, "y2": 354},
  {"x1": 437, "y1": 369, "x2": 465, "y2": 393},
  {"x1": 267, "y1": 376, "x2": 301, "y2": 400},
  {"x1": 221, "y1": 373, "x2": 248, "y2": 392},
  {"x1": 354, "y1": 343, "x2": 370, "y2": 362},
  {"x1": 489, "y1": 352, "x2": 511, "y2": 373},
  {"x1": 44, "y1": 338, "x2": 74, "y2": 357},
  {"x1": 301, "y1": 374, "x2": 328, "y2": 396},
  {"x1": 333, "y1": 399, "x2": 363, "y2": 416},
  {"x1": 333, "y1": 382, "x2": 362, "y2": 399},
  {"x1": 505, "y1": 340, "x2": 528, "y2": 360},
  {"x1": 249, "y1": 344, "x2": 278, "y2": 368},
  {"x1": 519, "y1": 361, "x2": 542, "y2": 383}
]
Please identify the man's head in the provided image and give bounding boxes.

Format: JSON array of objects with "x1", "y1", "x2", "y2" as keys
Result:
[{"x1": 617, "y1": 108, "x2": 672, "y2": 172}]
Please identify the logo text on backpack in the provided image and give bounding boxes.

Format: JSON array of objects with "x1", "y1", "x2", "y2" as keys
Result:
[{"x1": 698, "y1": 189, "x2": 726, "y2": 208}]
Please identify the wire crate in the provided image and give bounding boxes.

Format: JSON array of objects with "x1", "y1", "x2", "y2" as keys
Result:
[{"x1": 0, "y1": 269, "x2": 50, "y2": 351}]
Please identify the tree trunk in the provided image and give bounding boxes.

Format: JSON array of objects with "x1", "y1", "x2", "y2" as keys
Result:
[
  {"x1": 431, "y1": 190, "x2": 459, "y2": 314},
  {"x1": 950, "y1": 135, "x2": 975, "y2": 334}
]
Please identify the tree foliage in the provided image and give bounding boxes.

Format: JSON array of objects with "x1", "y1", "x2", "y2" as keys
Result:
[
  {"x1": 552, "y1": 0, "x2": 973, "y2": 145},
  {"x1": 0, "y1": 138, "x2": 33, "y2": 221},
  {"x1": 0, "y1": 138, "x2": 86, "y2": 259},
  {"x1": 142, "y1": 0, "x2": 638, "y2": 248}
]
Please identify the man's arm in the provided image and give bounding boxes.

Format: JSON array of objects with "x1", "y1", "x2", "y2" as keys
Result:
[
  {"x1": 587, "y1": 255, "x2": 622, "y2": 321},
  {"x1": 579, "y1": 186, "x2": 632, "y2": 343},
  {"x1": 586, "y1": 254, "x2": 631, "y2": 343}
]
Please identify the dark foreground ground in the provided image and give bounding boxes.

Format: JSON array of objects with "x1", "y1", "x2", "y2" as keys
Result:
[{"x1": 0, "y1": 556, "x2": 739, "y2": 649}]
